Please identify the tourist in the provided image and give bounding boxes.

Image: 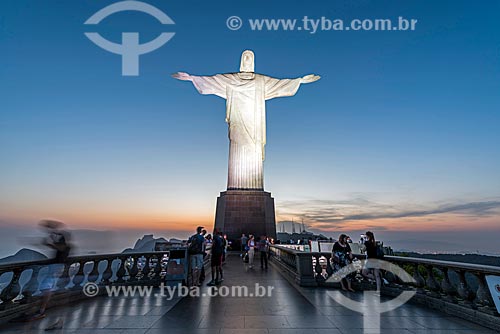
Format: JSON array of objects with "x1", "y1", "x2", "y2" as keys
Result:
[
  {"x1": 258, "y1": 235, "x2": 269, "y2": 269},
  {"x1": 207, "y1": 229, "x2": 224, "y2": 286},
  {"x1": 188, "y1": 226, "x2": 205, "y2": 287},
  {"x1": 199, "y1": 230, "x2": 209, "y2": 284},
  {"x1": 240, "y1": 233, "x2": 248, "y2": 255},
  {"x1": 268, "y1": 237, "x2": 273, "y2": 259},
  {"x1": 33, "y1": 220, "x2": 72, "y2": 330},
  {"x1": 362, "y1": 231, "x2": 383, "y2": 292},
  {"x1": 222, "y1": 234, "x2": 228, "y2": 264},
  {"x1": 332, "y1": 234, "x2": 355, "y2": 292},
  {"x1": 247, "y1": 235, "x2": 256, "y2": 269}
]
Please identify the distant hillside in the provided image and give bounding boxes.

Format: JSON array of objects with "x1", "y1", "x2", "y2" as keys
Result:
[
  {"x1": 122, "y1": 234, "x2": 169, "y2": 253},
  {"x1": 0, "y1": 248, "x2": 47, "y2": 265},
  {"x1": 395, "y1": 252, "x2": 500, "y2": 267}
]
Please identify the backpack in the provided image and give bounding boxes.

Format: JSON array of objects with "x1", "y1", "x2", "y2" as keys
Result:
[
  {"x1": 375, "y1": 244, "x2": 385, "y2": 259},
  {"x1": 212, "y1": 235, "x2": 224, "y2": 254},
  {"x1": 259, "y1": 240, "x2": 269, "y2": 252},
  {"x1": 188, "y1": 235, "x2": 203, "y2": 255}
]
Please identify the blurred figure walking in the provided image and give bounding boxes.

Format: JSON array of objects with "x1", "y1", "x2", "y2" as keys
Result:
[{"x1": 34, "y1": 220, "x2": 72, "y2": 330}]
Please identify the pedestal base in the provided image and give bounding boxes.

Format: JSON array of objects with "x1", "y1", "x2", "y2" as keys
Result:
[{"x1": 214, "y1": 190, "x2": 277, "y2": 241}]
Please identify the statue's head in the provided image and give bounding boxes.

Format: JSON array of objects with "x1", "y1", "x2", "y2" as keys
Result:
[{"x1": 240, "y1": 50, "x2": 255, "y2": 73}]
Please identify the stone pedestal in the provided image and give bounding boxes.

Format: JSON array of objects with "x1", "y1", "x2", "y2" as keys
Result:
[{"x1": 214, "y1": 190, "x2": 277, "y2": 241}]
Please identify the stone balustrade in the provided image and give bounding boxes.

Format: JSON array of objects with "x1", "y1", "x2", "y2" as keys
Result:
[
  {"x1": 269, "y1": 244, "x2": 500, "y2": 331},
  {"x1": 0, "y1": 250, "x2": 172, "y2": 323}
]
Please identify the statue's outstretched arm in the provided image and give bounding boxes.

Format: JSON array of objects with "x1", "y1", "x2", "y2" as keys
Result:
[
  {"x1": 172, "y1": 72, "x2": 194, "y2": 81},
  {"x1": 301, "y1": 74, "x2": 321, "y2": 84},
  {"x1": 264, "y1": 74, "x2": 320, "y2": 100},
  {"x1": 172, "y1": 72, "x2": 230, "y2": 99}
]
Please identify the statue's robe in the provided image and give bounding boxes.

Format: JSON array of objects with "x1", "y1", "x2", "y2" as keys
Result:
[{"x1": 191, "y1": 73, "x2": 303, "y2": 190}]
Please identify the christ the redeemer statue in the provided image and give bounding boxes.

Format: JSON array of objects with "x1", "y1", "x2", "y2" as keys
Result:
[{"x1": 172, "y1": 50, "x2": 320, "y2": 190}]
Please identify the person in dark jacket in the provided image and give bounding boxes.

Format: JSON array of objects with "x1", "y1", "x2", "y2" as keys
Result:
[
  {"x1": 258, "y1": 236, "x2": 269, "y2": 269},
  {"x1": 332, "y1": 234, "x2": 355, "y2": 292},
  {"x1": 362, "y1": 231, "x2": 382, "y2": 291},
  {"x1": 188, "y1": 226, "x2": 205, "y2": 287},
  {"x1": 207, "y1": 229, "x2": 224, "y2": 286}
]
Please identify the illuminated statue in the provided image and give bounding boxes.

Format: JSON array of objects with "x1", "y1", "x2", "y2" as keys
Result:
[{"x1": 173, "y1": 50, "x2": 320, "y2": 190}]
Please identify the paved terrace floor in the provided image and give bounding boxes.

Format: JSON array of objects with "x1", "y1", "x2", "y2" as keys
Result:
[{"x1": 0, "y1": 253, "x2": 496, "y2": 334}]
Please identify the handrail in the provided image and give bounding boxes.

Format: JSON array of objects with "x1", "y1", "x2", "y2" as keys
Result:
[
  {"x1": 269, "y1": 244, "x2": 500, "y2": 331},
  {"x1": 0, "y1": 249, "x2": 178, "y2": 322},
  {"x1": 0, "y1": 250, "x2": 177, "y2": 272}
]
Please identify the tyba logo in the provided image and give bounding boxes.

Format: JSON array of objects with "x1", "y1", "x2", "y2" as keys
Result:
[{"x1": 84, "y1": 1, "x2": 175, "y2": 76}]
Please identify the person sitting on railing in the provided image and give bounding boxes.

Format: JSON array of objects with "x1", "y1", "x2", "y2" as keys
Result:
[{"x1": 332, "y1": 234, "x2": 355, "y2": 292}]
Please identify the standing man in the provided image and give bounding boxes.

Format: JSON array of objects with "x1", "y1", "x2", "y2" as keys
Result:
[
  {"x1": 240, "y1": 233, "x2": 248, "y2": 256},
  {"x1": 199, "y1": 229, "x2": 208, "y2": 284},
  {"x1": 259, "y1": 236, "x2": 269, "y2": 269},
  {"x1": 188, "y1": 226, "x2": 205, "y2": 287},
  {"x1": 207, "y1": 229, "x2": 224, "y2": 286},
  {"x1": 222, "y1": 234, "x2": 228, "y2": 265}
]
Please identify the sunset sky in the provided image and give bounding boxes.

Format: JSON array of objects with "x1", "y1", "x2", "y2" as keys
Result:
[{"x1": 1, "y1": 0, "x2": 499, "y2": 255}]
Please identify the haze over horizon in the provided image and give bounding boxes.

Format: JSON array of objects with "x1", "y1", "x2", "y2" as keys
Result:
[{"x1": 1, "y1": 0, "x2": 499, "y2": 257}]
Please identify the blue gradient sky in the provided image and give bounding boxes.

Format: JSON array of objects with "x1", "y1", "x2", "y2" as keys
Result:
[{"x1": 1, "y1": 0, "x2": 500, "y2": 255}]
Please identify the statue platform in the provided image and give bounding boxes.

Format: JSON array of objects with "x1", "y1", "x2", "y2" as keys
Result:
[{"x1": 214, "y1": 189, "x2": 277, "y2": 241}]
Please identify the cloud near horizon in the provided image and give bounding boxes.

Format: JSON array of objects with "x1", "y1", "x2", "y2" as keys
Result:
[{"x1": 276, "y1": 198, "x2": 500, "y2": 232}]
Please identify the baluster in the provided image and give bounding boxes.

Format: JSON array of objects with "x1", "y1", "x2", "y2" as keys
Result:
[
  {"x1": 116, "y1": 256, "x2": 127, "y2": 283},
  {"x1": 72, "y1": 261, "x2": 86, "y2": 289},
  {"x1": 473, "y1": 272, "x2": 494, "y2": 310},
  {"x1": 314, "y1": 255, "x2": 324, "y2": 282},
  {"x1": 22, "y1": 266, "x2": 41, "y2": 302},
  {"x1": 142, "y1": 256, "x2": 151, "y2": 281},
  {"x1": 0, "y1": 269, "x2": 23, "y2": 304},
  {"x1": 440, "y1": 267, "x2": 457, "y2": 303},
  {"x1": 129, "y1": 256, "x2": 139, "y2": 282},
  {"x1": 56, "y1": 262, "x2": 71, "y2": 290},
  {"x1": 153, "y1": 255, "x2": 163, "y2": 279},
  {"x1": 325, "y1": 254, "x2": 334, "y2": 278},
  {"x1": 412, "y1": 263, "x2": 425, "y2": 294},
  {"x1": 101, "y1": 259, "x2": 114, "y2": 284},
  {"x1": 424, "y1": 265, "x2": 441, "y2": 297},
  {"x1": 457, "y1": 270, "x2": 475, "y2": 305},
  {"x1": 87, "y1": 260, "x2": 100, "y2": 283}
]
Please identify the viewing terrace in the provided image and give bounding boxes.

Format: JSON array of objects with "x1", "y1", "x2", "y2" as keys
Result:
[{"x1": 0, "y1": 245, "x2": 499, "y2": 334}]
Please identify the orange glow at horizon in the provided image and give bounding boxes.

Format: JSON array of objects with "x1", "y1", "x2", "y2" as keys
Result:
[
  {"x1": 303, "y1": 214, "x2": 500, "y2": 233},
  {"x1": 2, "y1": 203, "x2": 499, "y2": 235}
]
